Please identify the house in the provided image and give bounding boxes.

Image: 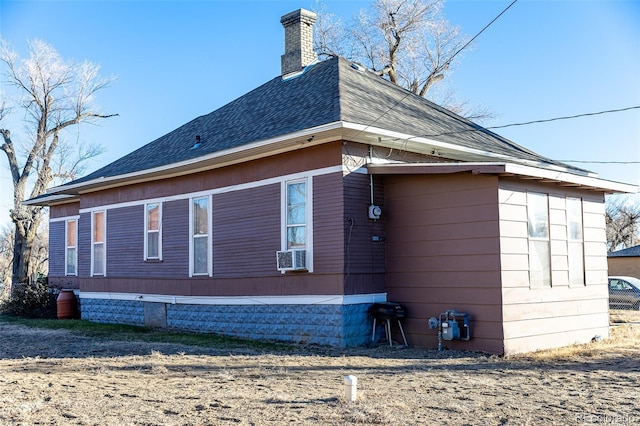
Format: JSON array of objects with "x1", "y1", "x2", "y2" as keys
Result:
[
  {"x1": 28, "y1": 9, "x2": 636, "y2": 355},
  {"x1": 608, "y1": 245, "x2": 640, "y2": 278}
]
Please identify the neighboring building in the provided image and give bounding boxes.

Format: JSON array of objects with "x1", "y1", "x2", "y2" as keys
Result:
[
  {"x1": 608, "y1": 245, "x2": 640, "y2": 278},
  {"x1": 28, "y1": 9, "x2": 636, "y2": 354}
]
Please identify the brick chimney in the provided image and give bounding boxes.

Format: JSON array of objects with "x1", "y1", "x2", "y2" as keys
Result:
[{"x1": 280, "y1": 9, "x2": 318, "y2": 77}]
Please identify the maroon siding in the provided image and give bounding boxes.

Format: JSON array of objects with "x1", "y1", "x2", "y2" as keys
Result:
[
  {"x1": 48, "y1": 220, "x2": 65, "y2": 279},
  {"x1": 67, "y1": 142, "x2": 396, "y2": 299},
  {"x1": 106, "y1": 205, "x2": 144, "y2": 277},
  {"x1": 79, "y1": 172, "x2": 353, "y2": 295},
  {"x1": 50, "y1": 202, "x2": 79, "y2": 219},
  {"x1": 213, "y1": 184, "x2": 281, "y2": 277},
  {"x1": 342, "y1": 172, "x2": 386, "y2": 294},
  {"x1": 79, "y1": 142, "x2": 343, "y2": 210},
  {"x1": 105, "y1": 201, "x2": 190, "y2": 279},
  {"x1": 161, "y1": 199, "x2": 191, "y2": 276},
  {"x1": 313, "y1": 172, "x2": 345, "y2": 273},
  {"x1": 80, "y1": 275, "x2": 346, "y2": 296},
  {"x1": 77, "y1": 168, "x2": 359, "y2": 297},
  {"x1": 78, "y1": 212, "x2": 92, "y2": 278},
  {"x1": 383, "y1": 173, "x2": 504, "y2": 353}
]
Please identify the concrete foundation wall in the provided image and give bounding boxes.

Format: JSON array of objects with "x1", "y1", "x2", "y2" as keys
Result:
[{"x1": 80, "y1": 298, "x2": 373, "y2": 347}]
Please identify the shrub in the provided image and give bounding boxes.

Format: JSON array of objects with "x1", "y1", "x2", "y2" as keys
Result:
[{"x1": 0, "y1": 277, "x2": 58, "y2": 319}]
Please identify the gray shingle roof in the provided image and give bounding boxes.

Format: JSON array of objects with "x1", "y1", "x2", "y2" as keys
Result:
[
  {"x1": 608, "y1": 245, "x2": 640, "y2": 257},
  {"x1": 68, "y1": 57, "x2": 583, "y2": 186}
]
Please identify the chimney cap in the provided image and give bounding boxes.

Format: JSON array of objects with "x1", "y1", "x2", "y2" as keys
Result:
[{"x1": 280, "y1": 8, "x2": 317, "y2": 25}]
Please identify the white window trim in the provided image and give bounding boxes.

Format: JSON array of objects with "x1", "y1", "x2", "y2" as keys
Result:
[
  {"x1": 566, "y1": 197, "x2": 585, "y2": 286},
  {"x1": 144, "y1": 203, "x2": 163, "y2": 261},
  {"x1": 526, "y1": 192, "x2": 550, "y2": 288},
  {"x1": 280, "y1": 178, "x2": 313, "y2": 272},
  {"x1": 65, "y1": 218, "x2": 78, "y2": 277},
  {"x1": 91, "y1": 210, "x2": 107, "y2": 277},
  {"x1": 189, "y1": 195, "x2": 212, "y2": 277}
]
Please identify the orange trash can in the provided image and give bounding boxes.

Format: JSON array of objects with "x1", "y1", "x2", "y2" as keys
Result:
[{"x1": 57, "y1": 290, "x2": 78, "y2": 319}]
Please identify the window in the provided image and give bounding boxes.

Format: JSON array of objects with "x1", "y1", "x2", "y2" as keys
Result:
[
  {"x1": 65, "y1": 219, "x2": 77, "y2": 276},
  {"x1": 191, "y1": 196, "x2": 211, "y2": 276},
  {"x1": 286, "y1": 180, "x2": 307, "y2": 249},
  {"x1": 567, "y1": 197, "x2": 585, "y2": 286},
  {"x1": 527, "y1": 192, "x2": 550, "y2": 287},
  {"x1": 145, "y1": 203, "x2": 162, "y2": 260},
  {"x1": 280, "y1": 178, "x2": 313, "y2": 271},
  {"x1": 92, "y1": 211, "x2": 106, "y2": 276}
]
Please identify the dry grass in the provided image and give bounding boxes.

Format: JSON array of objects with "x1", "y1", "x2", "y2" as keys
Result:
[
  {"x1": 511, "y1": 322, "x2": 640, "y2": 362},
  {"x1": 610, "y1": 309, "x2": 640, "y2": 324},
  {"x1": 0, "y1": 313, "x2": 638, "y2": 425}
]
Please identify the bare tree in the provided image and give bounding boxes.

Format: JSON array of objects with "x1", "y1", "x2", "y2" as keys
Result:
[
  {"x1": 315, "y1": 0, "x2": 469, "y2": 100},
  {"x1": 0, "y1": 38, "x2": 115, "y2": 286},
  {"x1": 0, "y1": 225, "x2": 14, "y2": 298},
  {"x1": 30, "y1": 220, "x2": 49, "y2": 279},
  {"x1": 606, "y1": 200, "x2": 640, "y2": 252}
]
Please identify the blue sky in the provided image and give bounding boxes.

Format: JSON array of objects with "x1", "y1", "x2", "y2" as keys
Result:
[{"x1": 0, "y1": 0, "x2": 638, "y2": 227}]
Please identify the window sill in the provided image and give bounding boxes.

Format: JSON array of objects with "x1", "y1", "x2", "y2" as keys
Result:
[{"x1": 144, "y1": 259, "x2": 163, "y2": 263}]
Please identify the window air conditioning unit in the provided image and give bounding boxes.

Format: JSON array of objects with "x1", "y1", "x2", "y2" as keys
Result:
[{"x1": 276, "y1": 249, "x2": 307, "y2": 271}]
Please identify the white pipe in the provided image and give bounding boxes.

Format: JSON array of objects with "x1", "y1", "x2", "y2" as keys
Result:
[{"x1": 344, "y1": 375, "x2": 357, "y2": 402}]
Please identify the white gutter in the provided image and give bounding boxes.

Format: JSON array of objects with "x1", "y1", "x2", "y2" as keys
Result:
[
  {"x1": 41, "y1": 119, "x2": 609, "y2": 197},
  {"x1": 367, "y1": 162, "x2": 637, "y2": 194},
  {"x1": 22, "y1": 193, "x2": 78, "y2": 206},
  {"x1": 340, "y1": 122, "x2": 598, "y2": 177},
  {"x1": 503, "y1": 162, "x2": 636, "y2": 193}
]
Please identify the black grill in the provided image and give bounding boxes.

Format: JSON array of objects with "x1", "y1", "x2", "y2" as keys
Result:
[{"x1": 368, "y1": 302, "x2": 406, "y2": 320}]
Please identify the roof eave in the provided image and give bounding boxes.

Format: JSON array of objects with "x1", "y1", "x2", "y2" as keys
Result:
[
  {"x1": 342, "y1": 122, "x2": 596, "y2": 178},
  {"x1": 22, "y1": 193, "x2": 79, "y2": 207},
  {"x1": 367, "y1": 162, "x2": 638, "y2": 194},
  {"x1": 40, "y1": 119, "x2": 629, "y2": 199},
  {"x1": 45, "y1": 121, "x2": 347, "y2": 196}
]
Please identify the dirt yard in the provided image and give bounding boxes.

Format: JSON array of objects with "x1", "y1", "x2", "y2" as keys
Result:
[{"x1": 0, "y1": 319, "x2": 638, "y2": 426}]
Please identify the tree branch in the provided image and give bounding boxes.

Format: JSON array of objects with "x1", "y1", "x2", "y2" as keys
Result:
[{"x1": 0, "y1": 129, "x2": 21, "y2": 185}]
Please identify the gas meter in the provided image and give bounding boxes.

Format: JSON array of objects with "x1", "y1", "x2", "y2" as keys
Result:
[
  {"x1": 441, "y1": 319, "x2": 460, "y2": 341},
  {"x1": 428, "y1": 309, "x2": 471, "y2": 351}
]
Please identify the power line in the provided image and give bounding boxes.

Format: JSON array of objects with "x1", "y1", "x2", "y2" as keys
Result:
[
  {"x1": 355, "y1": 0, "x2": 518, "y2": 136},
  {"x1": 409, "y1": 105, "x2": 640, "y2": 139},
  {"x1": 487, "y1": 106, "x2": 640, "y2": 130},
  {"x1": 415, "y1": 106, "x2": 640, "y2": 166},
  {"x1": 557, "y1": 160, "x2": 640, "y2": 165},
  {"x1": 348, "y1": 2, "x2": 638, "y2": 168},
  {"x1": 443, "y1": 0, "x2": 518, "y2": 70}
]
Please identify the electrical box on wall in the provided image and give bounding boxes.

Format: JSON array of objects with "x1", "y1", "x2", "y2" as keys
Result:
[{"x1": 368, "y1": 205, "x2": 382, "y2": 220}]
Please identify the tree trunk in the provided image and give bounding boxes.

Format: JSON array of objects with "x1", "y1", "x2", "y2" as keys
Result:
[
  {"x1": 11, "y1": 224, "x2": 32, "y2": 286},
  {"x1": 10, "y1": 204, "x2": 41, "y2": 286}
]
